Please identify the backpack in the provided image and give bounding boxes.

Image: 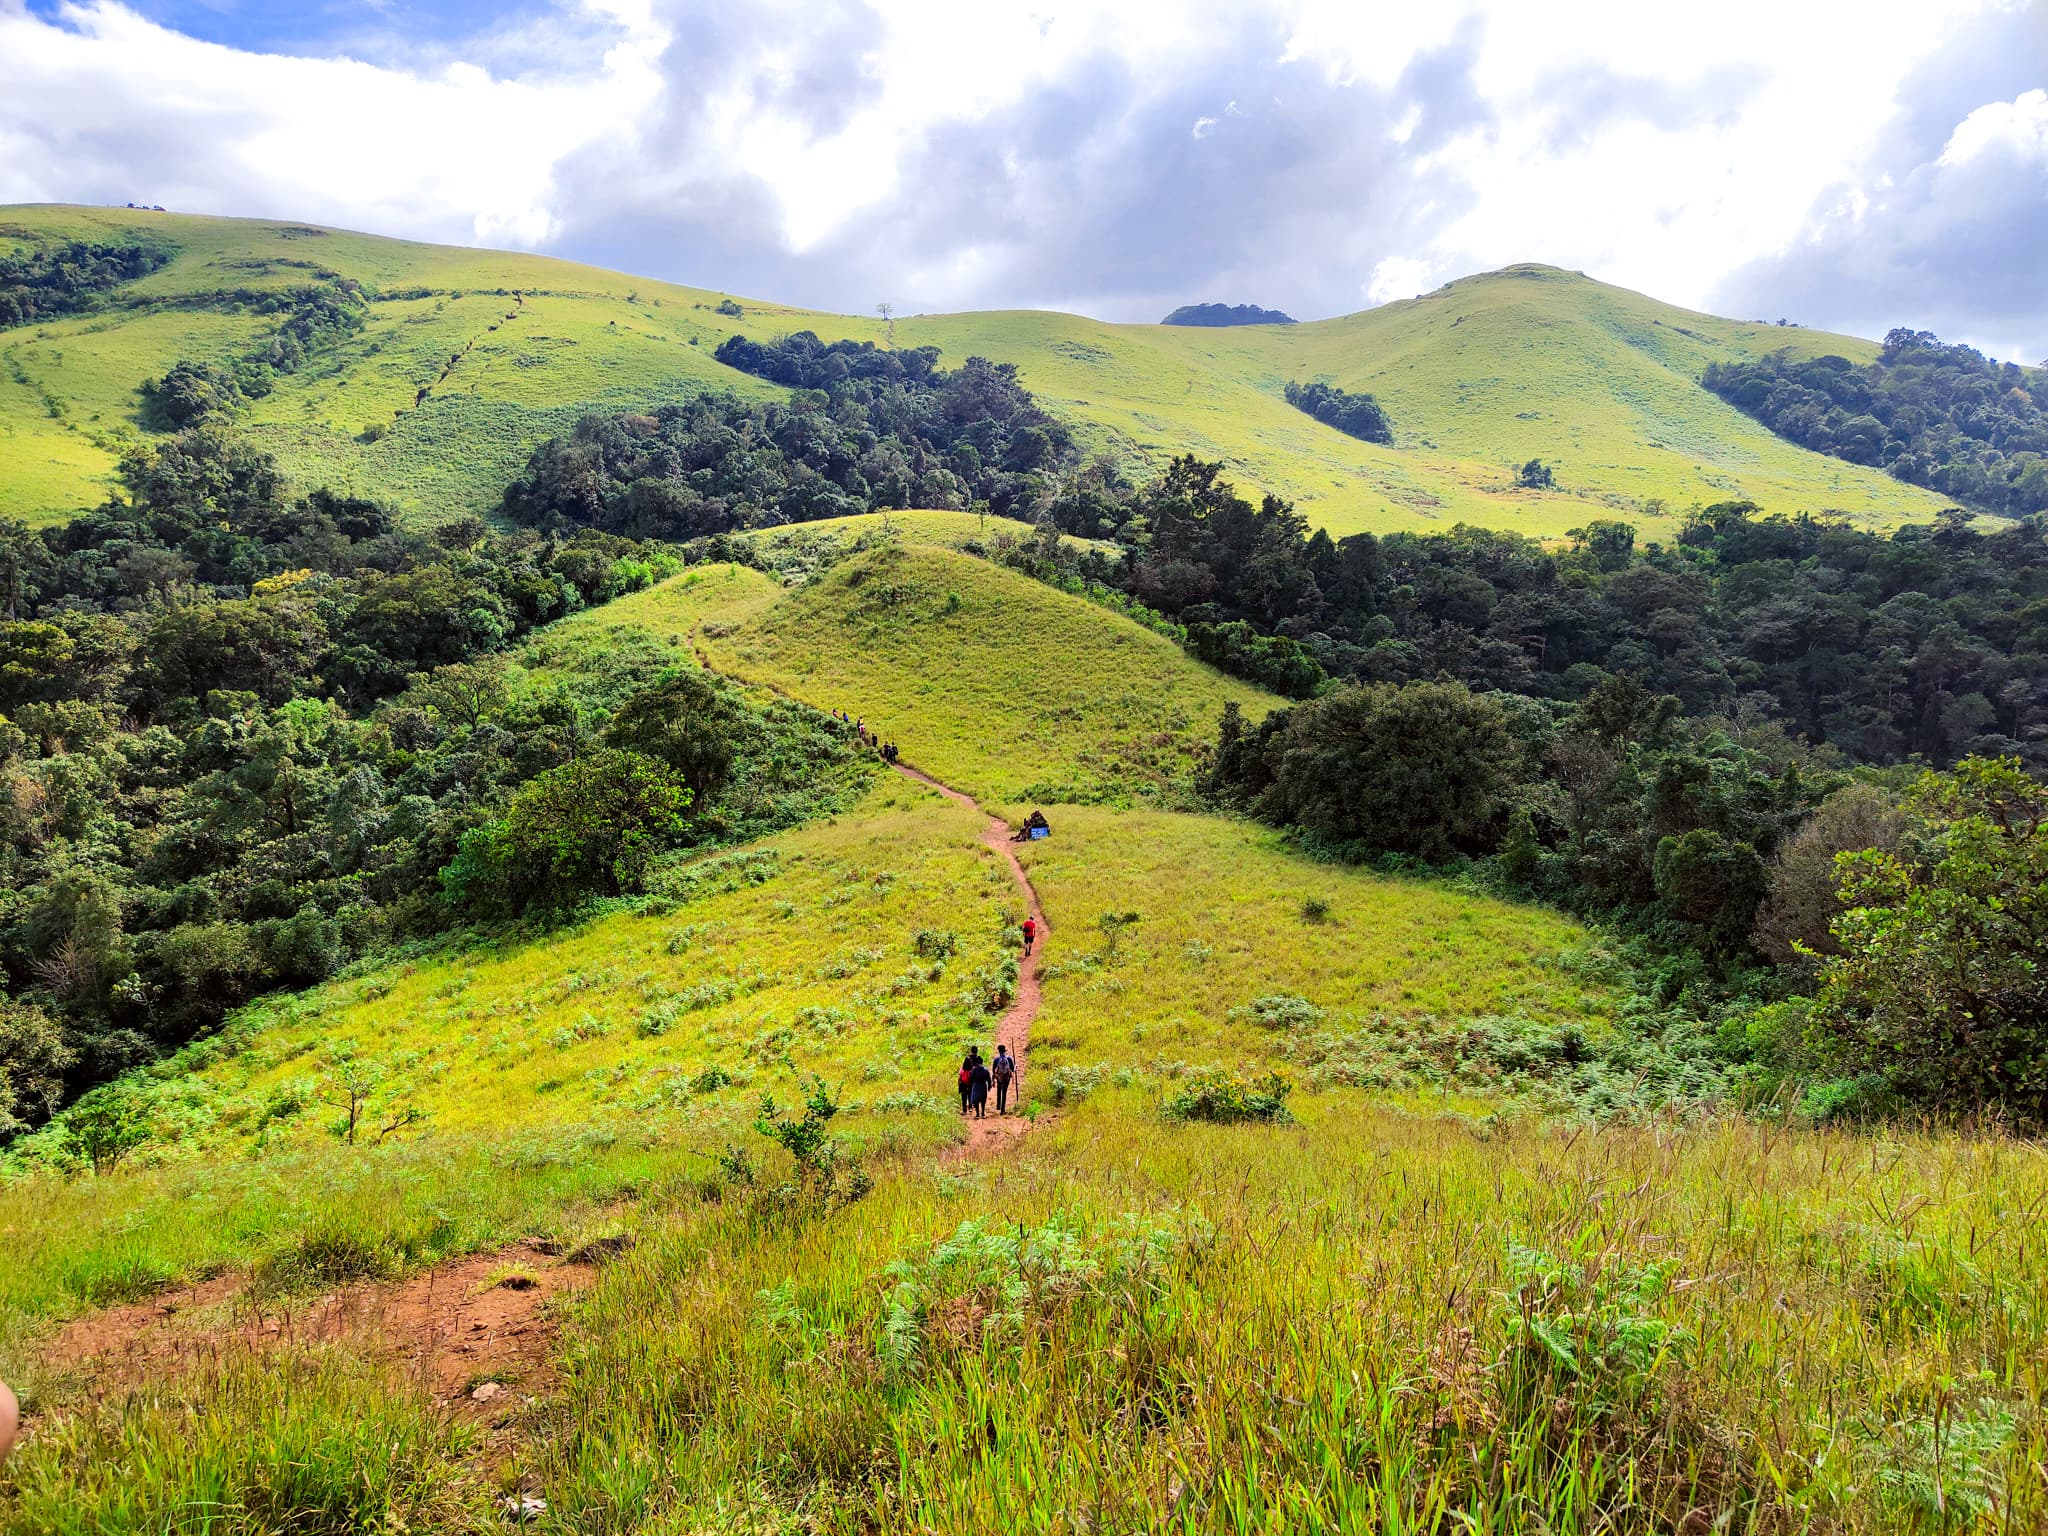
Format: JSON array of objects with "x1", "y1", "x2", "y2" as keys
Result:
[{"x1": 993, "y1": 1054, "x2": 1014, "y2": 1082}]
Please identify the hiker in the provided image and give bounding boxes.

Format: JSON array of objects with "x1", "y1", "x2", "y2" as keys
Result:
[
  {"x1": 1022, "y1": 915, "x2": 1036, "y2": 955},
  {"x1": 969, "y1": 1054, "x2": 993, "y2": 1119},
  {"x1": 992, "y1": 1044, "x2": 1016, "y2": 1115},
  {"x1": 958, "y1": 1048, "x2": 981, "y2": 1115}
]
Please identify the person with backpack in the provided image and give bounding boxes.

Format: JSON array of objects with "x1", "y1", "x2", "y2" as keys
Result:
[
  {"x1": 968, "y1": 1054, "x2": 993, "y2": 1118},
  {"x1": 1022, "y1": 916, "x2": 1036, "y2": 955},
  {"x1": 991, "y1": 1044, "x2": 1016, "y2": 1114},
  {"x1": 958, "y1": 1048, "x2": 980, "y2": 1114}
]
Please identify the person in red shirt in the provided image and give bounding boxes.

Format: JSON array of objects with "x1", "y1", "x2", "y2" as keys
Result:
[{"x1": 1022, "y1": 916, "x2": 1036, "y2": 955}]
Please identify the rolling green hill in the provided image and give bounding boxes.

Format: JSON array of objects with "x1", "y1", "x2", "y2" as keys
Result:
[
  {"x1": 699, "y1": 538, "x2": 1282, "y2": 805},
  {"x1": 1, "y1": 204, "x2": 1952, "y2": 537}
]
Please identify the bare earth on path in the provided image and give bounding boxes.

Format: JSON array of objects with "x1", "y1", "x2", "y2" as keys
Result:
[
  {"x1": 889, "y1": 761, "x2": 1048, "y2": 1153},
  {"x1": 42, "y1": 1241, "x2": 600, "y2": 1416}
]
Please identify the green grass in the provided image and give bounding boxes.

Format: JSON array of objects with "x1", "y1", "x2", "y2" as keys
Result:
[
  {"x1": 699, "y1": 538, "x2": 1282, "y2": 804},
  {"x1": 0, "y1": 206, "x2": 1954, "y2": 535},
  {"x1": 3, "y1": 483, "x2": 2040, "y2": 1530},
  {"x1": 511, "y1": 1107, "x2": 2048, "y2": 1533},
  {"x1": 1018, "y1": 806, "x2": 1608, "y2": 1078}
]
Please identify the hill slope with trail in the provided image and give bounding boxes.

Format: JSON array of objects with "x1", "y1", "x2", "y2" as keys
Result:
[{"x1": 8, "y1": 513, "x2": 2048, "y2": 1532}]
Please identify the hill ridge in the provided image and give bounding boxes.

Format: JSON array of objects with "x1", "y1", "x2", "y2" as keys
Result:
[{"x1": 0, "y1": 203, "x2": 1952, "y2": 537}]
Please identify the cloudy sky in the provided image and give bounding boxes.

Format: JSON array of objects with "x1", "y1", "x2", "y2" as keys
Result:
[{"x1": 3, "y1": 0, "x2": 2043, "y2": 356}]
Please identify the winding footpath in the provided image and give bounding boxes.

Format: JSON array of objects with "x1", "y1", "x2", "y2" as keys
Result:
[
  {"x1": 685, "y1": 637, "x2": 1046, "y2": 1152},
  {"x1": 888, "y1": 762, "x2": 1049, "y2": 1152}
]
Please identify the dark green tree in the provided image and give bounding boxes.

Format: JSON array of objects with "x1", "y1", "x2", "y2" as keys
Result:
[{"x1": 1809, "y1": 757, "x2": 2048, "y2": 1120}]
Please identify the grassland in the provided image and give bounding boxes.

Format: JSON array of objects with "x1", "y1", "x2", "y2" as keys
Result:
[
  {"x1": 13, "y1": 1101, "x2": 2048, "y2": 1532},
  {"x1": 6, "y1": 520, "x2": 2048, "y2": 1530},
  {"x1": 1018, "y1": 807, "x2": 1608, "y2": 1076},
  {"x1": 0, "y1": 205, "x2": 1952, "y2": 535}
]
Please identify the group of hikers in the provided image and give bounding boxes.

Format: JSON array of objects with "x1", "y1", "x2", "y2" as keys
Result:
[
  {"x1": 958, "y1": 1043, "x2": 1018, "y2": 1118},
  {"x1": 831, "y1": 710, "x2": 898, "y2": 763}
]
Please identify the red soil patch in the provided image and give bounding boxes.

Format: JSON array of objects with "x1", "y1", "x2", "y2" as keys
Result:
[{"x1": 43, "y1": 1241, "x2": 597, "y2": 1407}]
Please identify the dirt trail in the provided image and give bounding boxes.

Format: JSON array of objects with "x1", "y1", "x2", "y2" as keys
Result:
[{"x1": 889, "y1": 761, "x2": 1047, "y2": 1152}]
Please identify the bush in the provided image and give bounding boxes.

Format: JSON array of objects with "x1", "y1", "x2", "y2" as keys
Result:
[
  {"x1": 1283, "y1": 379, "x2": 1393, "y2": 444},
  {"x1": 911, "y1": 926, "x2": 958, "y2": 960},
  {"x1": 61, "y1": 1084, "x2": 150, "y2": 1174},
  {"x1": 1494, "y1": 1246, "x2": 1688, "y2": 1425},
  {"x1": 446, "y1": 749, "x2": 692, "y2": 915},
  {"x1": 1163, "y1": 1066, "x2": 1294, "y2": 1124},
  {"x1": 1233, "y1": 682, "x2": 1520, "y2": 861},
  {"x1": 1806, "y1": 757, "x2": 2048, "y2": 1121},
  {"x1": 0, "y1": 997, "x2": 72, "y2": 1135}
]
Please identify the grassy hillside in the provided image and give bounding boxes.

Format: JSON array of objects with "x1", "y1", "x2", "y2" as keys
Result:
[
  {"x1": 698, "y1": 539, "x2": 1283, "y2": 804},
  {"x1": 8, "y1": 527, "x2": 2048, "y2": 1531},
  {"x1": 1, "y1": 205, "x2": 1951, "y2": 536},
  {"x1": 1019, "y1": 808, "x2": 1607, "y2": 1076}
]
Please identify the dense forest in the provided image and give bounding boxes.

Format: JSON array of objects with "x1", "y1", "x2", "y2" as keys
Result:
[
  {"x1": 1025, "y1": 458, "x2": 2048, "y2": 768},
  {"x1": 0, "y1": 430, "x2": 868, "y2": 1134},
  {"x1": 1703, "y1": 329, "x2": 2048, "y2": 516},
  {"x1": 0, "y1": 238, "x2": 170, "y2": 326},
  {"x1": 1282, "y1": 380, "x2": 1394, "y2": 444},
  {"x1": 501, "y1": 334, "x2": 1075, "y2": 535}
]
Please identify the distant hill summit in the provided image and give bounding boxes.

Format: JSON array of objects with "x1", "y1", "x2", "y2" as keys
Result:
[{"x1": 1160, "y1": 302, "x2": 1296, "y2": 327}]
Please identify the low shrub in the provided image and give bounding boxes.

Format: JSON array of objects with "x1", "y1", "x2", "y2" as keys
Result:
[{"x1": 1163, "y1": 1066, "x2": 1294, "y2": 1124}]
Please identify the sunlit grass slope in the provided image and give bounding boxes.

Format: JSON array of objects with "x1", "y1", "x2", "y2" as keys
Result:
[
  {"x1": 697, "y1": 539, "x2": 1284, "y2": 803},
  {"x1": 524, "y1": 1109, "x2": 2048, "y2": 1534},
  {"x1": 2, "y1": 206, "x2": 1951, "y2": 535},
  {"x1": 1017, "y1": 807, "x2": 1607, "y2": 1072},
  {"x1": 17, "y1": 1098, "x2": 2048, "y2": 1532},
  {"x1": 0, "y1": 773, "x2": 1014, "y2": 1324},
  {"x1": 0, "y1": 205, "x2": 782, "y2": 523},
  {"x1": 127, "y1": 777, "x2": 1010, "y2": 1142},
  {"x1": 0, "y1": 781, "x2": 1619, "y2": 1338}
]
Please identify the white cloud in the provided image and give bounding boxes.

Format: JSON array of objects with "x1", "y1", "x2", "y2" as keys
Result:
[
  {"x1": 1366, "y1": 256, "x2": 1435, "y2": 305},
  {"x1": 0, "y1": 0, "x2": 667, "y2": 247},
  {"x1": 0, "y1": 0, "x2": 2039, "y2": 341},
  {"x1": 1943, "y1": 86, "x2": 2048, "y2": 165}
]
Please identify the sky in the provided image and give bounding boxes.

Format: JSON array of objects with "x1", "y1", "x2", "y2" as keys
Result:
[{"x1": 2, "y1": 0, "x2": 2044, "y2": 357}]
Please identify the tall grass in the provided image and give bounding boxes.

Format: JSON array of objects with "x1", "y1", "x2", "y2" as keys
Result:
[
  {"x1": 4, "y1": 1350, "x2": 492, "y2": 1535},
  {"x1": 523, "y1": 1104, "x2": 2048, "y2": 1532}
]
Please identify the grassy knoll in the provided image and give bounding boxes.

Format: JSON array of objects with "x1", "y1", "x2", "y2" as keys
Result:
[
  {"x1": 1, "y1": 206, "x2": 1951, "y2": 535},
  {"x1": 699, "y1": 539, "x2": 1282, "y2": 804}
]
